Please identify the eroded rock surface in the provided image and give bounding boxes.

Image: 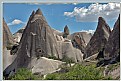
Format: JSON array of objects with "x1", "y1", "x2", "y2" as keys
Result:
[
  {"x1": 4, "y1": 8, "x2": 83, "y2": 76},
  {"x1": 3, "y1": 19, "x2": 14, "y2": 48},
  {"x1": 84, "y1": 17, "x2": 111, "y2": 59},
  {"x1": 104, "y1": 15, "x2": 120, "y2": 61}
]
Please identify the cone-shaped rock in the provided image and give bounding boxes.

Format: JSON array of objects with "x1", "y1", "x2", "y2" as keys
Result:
[
  {"x1": 84, "y1": 17, "x2": 111, "y2": 59},
  {"x1": 104, "y1": 15, "x2": 120, "y2": 61},
  {"x1": 35, "y1": 8, "x2": 43, "y2": 15},
  {"x1": 3, "y1": 8, "x2": 60, "y2": 76},
  {"x1": 3, "y1": 19, "x2": 16, "y2": 71},
  {"x1": 3, "y1": 18, "x2": 14, "y2": 48}
]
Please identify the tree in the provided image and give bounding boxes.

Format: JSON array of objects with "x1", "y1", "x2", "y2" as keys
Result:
[{"x1": 62, "y1": 55, "x2": 75, "y2": 67}]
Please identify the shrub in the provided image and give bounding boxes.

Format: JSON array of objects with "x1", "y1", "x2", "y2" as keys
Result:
[
  {"x1": 107, "y1": 62, "x2": 120, "y2": 71},
  {"x1": 61, "y1": 55, "x2": 75, "y2": 67},
  {"x1": 9, "y1": 68, "x2": 42, "y2": 80},
  {"x1": 44, "y1": 73, "x2": 60, "y2": 80},
  {"x1": 45, "y1": 64, "x2": 112, "y2": 80}
]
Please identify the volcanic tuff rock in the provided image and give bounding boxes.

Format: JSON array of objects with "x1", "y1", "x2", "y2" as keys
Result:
[
  {"x1": 63, "y1": 25, "x2": 69, "y2": 38},
  {"x1": 3, "y1": 19, "x2": 17, "y2": 71},
  {"x1": 4, "y1": 8, "x2": 83, "y2": 76},
  {"x1": 84, "y1": 17, "x2": 111, "y2": 59},
  {"x1": 69, "y1": 32, "x2": 92, "y2": 45},
  {"x1": 69, "y1": 32, "x2": 92, "y2": 54},
  {"x1": 104, "y1": 15, "x2": 120, "y2": 61},
  {"x1": 4, "y1": 9, "x2": 57, "y2": 76},
  {"x1": 52, "y1": 28, "x2": 63, "y2": 36},
  {"x1": 56, "y1": 40, "x2": 83, "y2": 62},
  {"x1": 13, "y1": 27, "x2": 25, "y2": 43},
  {"x1": 3, "y1": 18, "x2": 14, "y2": 48},
  {"x1": 3, "y1": 47, "x2": 17, "y2": 71},
  {"x1": 29, "y1": 57, "x2": 63, "y2": 75}
]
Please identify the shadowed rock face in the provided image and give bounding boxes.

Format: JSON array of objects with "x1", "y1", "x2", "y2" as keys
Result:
[
  {"x1": 84, "y1": 17, "x2": 111, "y2": 59},
  {"x1": 74, "y1": 35, "x2": 86, "y2": 53},
  {"x1": 3, "y1": 19, "x2": 17, "y2": 71},
  {"x1": 104, "y1": 15, "x2": 120, "y2": 61},
  {"x1": 63, "y1": 25, "x2": 69, "y2": 38},
  {"x1": 3, "y1": 19, "x2": 14, "y2": 48},
  {"x1": 64, "y1": 25, "x2": 69, "y2": 34},
  {"x1": 69, "y1": 32, "x2": 92, "y2": 45},
  {"x1": 69, "y1": 32, "x2": 92, "y2": 54}
]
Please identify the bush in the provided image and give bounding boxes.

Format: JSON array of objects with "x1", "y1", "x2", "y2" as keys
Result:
[
  {"x1": 44, "y1": 73, "x2": 60, "y2": 80},
  {"x1": 45, "y1": 64, "x2": 112, "y2": 80},
  {"x1": 61, "y1": 64, "x2": 104, "y2": 80},
  {"x1": 107, "y1": 62, "x2": 120, "y2": 71},
  {"x1": 9, "y1": 68, "x2": 42, "y2": 80},
  {"x1": 61, "y1": 55, "x2": 75, "y2": 67}
]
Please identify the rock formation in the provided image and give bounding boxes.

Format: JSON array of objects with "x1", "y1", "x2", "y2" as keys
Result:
[
  {"x1": 56, "y1": 40, "x2": 83, "y2": 62},
  {"x1": 69, "y1": 32, "x2": 92, "y2": 54},
  {"x1": 63, "y1": 25, "x2": 69, "y2": 38},
  {"x1": 3, "y1": 47, "x2": 17, "y2": 71},
  {"x1": 3, "y1": 18, "x2": 14, "y2": 48},
  {"x1": 3, "y1": 19, "x2": 16, "y2": 70},
  {"x1": 84, "y1": 17, "x2": 111, "y2": 59},
  {"x1": 4, "y1": 8, "x2": 83, "y2": 77},
  {"x1": 13, "y1": 27, "x2": 25, "y2": 43},
  {"x1": 3, "y1": 8, "x2": 60, "y2": 76},
  {"x1": 104, "y1": 15, "x2": 120, "y2": 62}
]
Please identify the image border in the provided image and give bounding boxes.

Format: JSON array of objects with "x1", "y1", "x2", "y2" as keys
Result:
[{"x1": 0, "y1": 0, "x2": 121, "y2": 81}]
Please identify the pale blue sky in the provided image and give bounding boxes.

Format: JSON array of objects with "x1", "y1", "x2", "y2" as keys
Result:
[{"x1": 3, "y1": 3, "x2": 119, "y2": 34}]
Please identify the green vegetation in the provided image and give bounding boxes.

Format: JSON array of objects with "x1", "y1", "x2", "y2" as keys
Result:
[
  {"x1": 8, "y1": 57, "x2": 116, "y2": 80},
  {"x1": 63, "y1": 34, "x2": 68, "y2": 38},
  {"x1": 61, "y1": 55, "x2": 75, "y2": 63},
  {"x1": 44, "y1": 73, "x2": 61, "y2": 80},
  {"x1": 47, "y1": 55, "x2": 59, "y2": 60},
  {"x1": 47, "y1": 54, "x2": 75, "y2": 66},
  {"x1": 9, "y1": 68, "x2": 42, "y2": 80},
  {"x1": 8, "y1": 63, "x2": 114, "y2": 80},
  {"x1": 45, "y1": 63, "x2": 112, "y2": 80},
  {"x1": 107, "y1": 62, "x2": 120, "y2": 71},
  {"x1": 61, "y1": 55, "x2": 75, "y2": 67}
]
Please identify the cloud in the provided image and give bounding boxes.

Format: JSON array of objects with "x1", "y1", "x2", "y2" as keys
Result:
[
  {"x1": 80, "y1": 30, "x2": 95, "y2": 34},
  {"x1": 64, "y1": 3, "x2": 120, "y2": 22},
  {"x1": 8, "y1": 19, "x2": 24, "y2": 26},
  {"x1": 73, "y1": 3, "x2": 78, "y2": 5}
]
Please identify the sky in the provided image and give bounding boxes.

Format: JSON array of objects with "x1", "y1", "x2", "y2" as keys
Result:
[{"x1": 3, "y1": 3, "x2": 120, "y2": 34}]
